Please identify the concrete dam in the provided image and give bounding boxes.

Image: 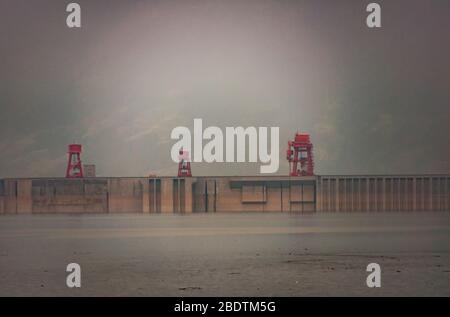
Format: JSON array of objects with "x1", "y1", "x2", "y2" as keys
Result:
[{"x1": 1, "y1": 175, "x2": 449, "y2": 214}]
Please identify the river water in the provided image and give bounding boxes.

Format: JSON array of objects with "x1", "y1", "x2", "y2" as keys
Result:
[{"x1": 1, "y1": 212, "x2": 449, "y2": 296}]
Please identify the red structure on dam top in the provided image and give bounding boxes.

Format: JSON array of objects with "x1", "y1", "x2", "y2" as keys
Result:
[
  {"x1": 286, "y1": 133, "x2": 314, "y2": 176},
  {"x1": 178, "y1": 148, "x2": 192, "y2": 177},
  {"x1": 66, "y1": 144, "x2": 83, "y2": 178}
]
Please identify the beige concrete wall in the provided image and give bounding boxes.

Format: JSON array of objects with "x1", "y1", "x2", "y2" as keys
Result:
[
  {"x1": 184, "y1": 178, "x2": 194, "y2": 213},
  {"x1": 0, "y1": 175, "x2": 448, "y2": 214},
  {"x1": 214, "y1": 177, "x2": 316, "y2": 212},
  {"x1": 17, "y1": 180, "x2": 32, "y2": 213},
  {"x1": 192, "y1": 178, "x2": 219, "y2": 212},
  {"x1": 215, "y1": 178, "x2": 265, "y2": 212},
  {"x1": 287, "y1": 184, "x2": 315, "y2": 212},
  {"x1": 4, "y1": 180, "x2": 17, "y2": 214},
  {"x1": 289, "y1": 186, "x2": 302, "y2": 212},
  {"x1": 108, "y1": 178, "x2": 143, "y2": 213},
  {"x1": 265, "y1": 185, "x2": 282, "y2": 212},
  {"x1": 280, "y1": 185, "x2": 290, "y2": 212},
  {"x1": 0, "y1": 179, "x2": 7, "y2": 214},
  {"x1": 206, "y1": 179, "x2": 218, "y2": 212},
  {"x1": 160, "y1": 178, "x2": 173, "y2": 213},
  {"x1": 148, "y1": 178, "x2": 162, "y2": 213},
  {"x1": 316, "y1": 176, "x2": 450, "y2": 212},
  {"x1": 31, "y1": 179, "x2": 108, "y2": 213},
  {"x1": 193, "y1": 178, "x2": 207, "y2": 212},
  {"x1": 142, "y1": 179, "x2": 150, "y2": 213}
]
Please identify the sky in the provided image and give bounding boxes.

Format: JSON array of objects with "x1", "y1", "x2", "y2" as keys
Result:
[{"x1": 0, "y1": 0, "x2": 449, "y2": 177}]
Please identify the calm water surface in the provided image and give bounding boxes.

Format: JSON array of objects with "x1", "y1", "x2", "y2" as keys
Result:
[{"x1": 1, "y1": 212, "x2": 449, "y2": 296}]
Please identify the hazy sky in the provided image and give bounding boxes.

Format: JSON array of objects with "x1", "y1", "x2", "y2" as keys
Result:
[{"x1": 1, "y1": 0, "x2": 449, "y2": 177}]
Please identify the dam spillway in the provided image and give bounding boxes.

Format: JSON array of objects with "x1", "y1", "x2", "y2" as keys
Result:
[{"x1": 0, "y1": 175, "x2": 449, "y2": 214}]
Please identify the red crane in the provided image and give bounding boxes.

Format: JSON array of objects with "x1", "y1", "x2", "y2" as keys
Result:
[
  {"x1": 177, "y1": 148, "x2": 192, "y2": 177},
  {"x1": 66, "y1": 144, "x2": 84, "y2": 178},
  {"x1": 286, "y1": 133, "x2": 314, "y2": 176}
]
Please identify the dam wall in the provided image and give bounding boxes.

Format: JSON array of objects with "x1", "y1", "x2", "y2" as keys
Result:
[
  {"x1": 0, "y1": 175, "x2": 449, "y2": 214},
  {"x1": 192, "y1": 177, "x2": 316, "y2": 212},
  {"x1": 317, "y1": 175, "x2": 450, "y2": 212}
]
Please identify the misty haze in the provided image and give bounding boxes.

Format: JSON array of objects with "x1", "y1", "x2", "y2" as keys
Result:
[{"x1": 1, "y1": 0, "x2": 449, "y2": 178}]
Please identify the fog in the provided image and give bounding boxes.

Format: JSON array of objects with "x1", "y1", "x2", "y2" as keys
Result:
[{"x1": 1, "y1": 0, "x2": 449, "y2": 177}]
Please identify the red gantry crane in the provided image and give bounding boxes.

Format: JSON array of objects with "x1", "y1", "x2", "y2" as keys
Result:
[
  {"x1": 66, "y1": 144, "x2": 84, "y2": 178},
  {"x1": 286, "y1": 133, "x2": 314, "y2": 176},
  {"x1": 178, "y1": 148, "x2": 192, "y2": 177}
]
